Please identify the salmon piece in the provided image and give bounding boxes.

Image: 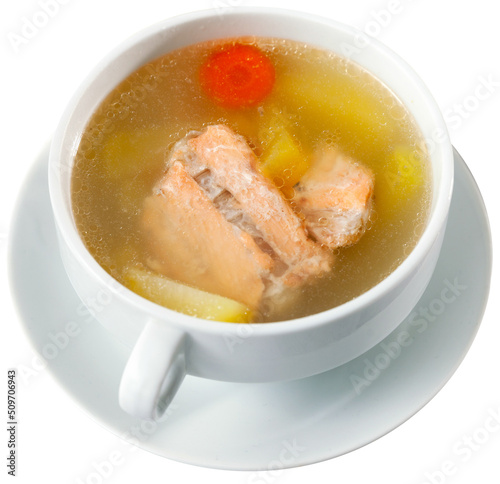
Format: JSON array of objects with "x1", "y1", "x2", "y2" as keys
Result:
[
  {"x1": 142, "y1": 161, "x2": 272, "y2": 309},
  {"x1": 141, "y1": 125, "x2": 333, "y2": 311},
  {"x1": 293, "y1": 147, "x2": 374, "y2": 249},
  {"x1": 169, "y1": 125, "x2": 333, "y2": 288}
]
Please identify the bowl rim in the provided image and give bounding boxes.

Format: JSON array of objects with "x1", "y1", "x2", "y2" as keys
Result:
[{"x1": 48, "y1": 6, "x2": 454, "y2": 337}]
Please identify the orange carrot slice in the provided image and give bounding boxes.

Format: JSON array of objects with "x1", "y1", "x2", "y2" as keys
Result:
[{"x1": 199, "y1": 44, "x2": 275, "y2": 109}]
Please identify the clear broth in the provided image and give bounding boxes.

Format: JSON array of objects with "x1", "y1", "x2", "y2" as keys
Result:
[{"x1": 71, "y1": 37, "x2": 431, "y2": 322}]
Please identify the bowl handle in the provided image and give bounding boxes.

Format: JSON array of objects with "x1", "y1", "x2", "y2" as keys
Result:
[{"x1": 119, "y1": 319, "x2": 186, "y2": 420}]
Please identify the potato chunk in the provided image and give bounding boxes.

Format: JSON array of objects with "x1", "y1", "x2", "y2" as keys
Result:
[
  {"x1": 124, "y1": 267, "x2": 253, "y2": 323},
  {"x1": 258, "y1": 109, "x2": 309, "y2": 196}
]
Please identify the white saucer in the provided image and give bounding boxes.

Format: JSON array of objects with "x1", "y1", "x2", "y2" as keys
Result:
[{"x1": 9, "y1": 146, "x2": 491, "y2": 470}]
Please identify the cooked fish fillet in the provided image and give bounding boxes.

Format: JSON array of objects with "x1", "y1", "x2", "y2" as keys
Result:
[
  {"x1": 141, "y1": 125, "x2": 334, "y2": 310},
  {"x1": 142, "y1": 160, "x2": 272, "y2": 309},
  {"x1": 293, "y1": 147, "x2": 375, "y2": 249}
]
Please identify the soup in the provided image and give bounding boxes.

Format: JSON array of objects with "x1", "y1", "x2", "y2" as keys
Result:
[{"x1": 71, "y1": 37, "x2": 431, "y2": 323}]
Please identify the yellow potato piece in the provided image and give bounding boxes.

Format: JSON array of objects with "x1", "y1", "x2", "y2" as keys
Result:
[
  {"x1": 384, "y1": 145, "x2": 425, "y2": 196},
  {"x1": 124, "y1": 267, "x2": 253, "y2": 323},
  {"x1": 260, "y1": 130, "x2": 309, "y2": 195},
  {"x1": 100, "y1": 129, "x2": 170, "y2": 213},
  {"x1": 258, "y1": 109, "x2": 310, "y2": 196},
  {"x1": 276, "y1": 71, "x2": 397, "y2": 156},
  {"x1": 102, "y1": 129, "x2": 168, "y2": 179},
  {"x1": 376, "y1": 145, "x2": 427, "y2": 214}
]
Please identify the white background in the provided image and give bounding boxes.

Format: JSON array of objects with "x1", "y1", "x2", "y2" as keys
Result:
[{"x1": 1, "y1": 0, "x2": 499, "y2": 483}]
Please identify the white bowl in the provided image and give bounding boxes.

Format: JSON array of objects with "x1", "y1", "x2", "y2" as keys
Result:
[{"x1": 48, "y1": 8, "x2": 454, "y2": 420}]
